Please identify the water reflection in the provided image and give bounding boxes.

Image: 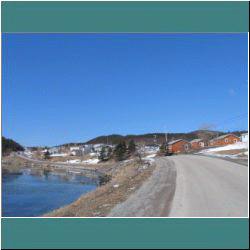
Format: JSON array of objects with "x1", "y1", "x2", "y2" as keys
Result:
[
  {"x1": 21, "y1": 169, "x2": 100, "y2": 185},
  {"x1": 2, "y1": 168, "x2": 98, "y2": 217},
  {"x1": 2, "y1": 172, "x2": 23, "y2": 183}
]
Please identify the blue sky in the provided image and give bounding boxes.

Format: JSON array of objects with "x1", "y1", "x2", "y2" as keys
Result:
[{"x1": 2, "y1": 33, "x2": 248, "y2": 147}]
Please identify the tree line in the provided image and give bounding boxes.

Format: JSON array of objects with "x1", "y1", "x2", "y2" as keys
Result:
[
  {"x1": 98, "y1": 140, "x2": 137, "y2": 162},
  {"x1": 2, "y1": 136, "x2": 24, "y2": 155},
  {"x1": 98, "y1": 139, "x2": 171, "y2": 162}
]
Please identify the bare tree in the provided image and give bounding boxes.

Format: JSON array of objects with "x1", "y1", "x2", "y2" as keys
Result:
[{"x1": 136, "y1": 140, "x2": 146, "y2": 164}]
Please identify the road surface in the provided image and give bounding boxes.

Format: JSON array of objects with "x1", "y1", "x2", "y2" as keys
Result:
[{"x1": 108, "y1": 155, "x2": 248, "y2": 217}]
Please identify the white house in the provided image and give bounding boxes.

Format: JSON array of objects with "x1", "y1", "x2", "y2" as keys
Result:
[
  {"x1": 70, "y1": 146, "x2": 80, "y2": 151},
  {"x1": 241, "y1": 133, "x2": 248, "y2": 143}
]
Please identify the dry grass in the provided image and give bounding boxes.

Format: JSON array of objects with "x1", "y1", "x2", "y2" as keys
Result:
[
  {"x1": 217, "y1": 149, "x2": 248, "y2": 155},
  {"x1": 49, "y1": 154, "x2": 90, "y2": 162},
  {"x1": 43, "y1": 159, "x2": 156, "y2": 217},
  {"x1": 1, "y1": 154, "x2": 27, "y2": 172}
]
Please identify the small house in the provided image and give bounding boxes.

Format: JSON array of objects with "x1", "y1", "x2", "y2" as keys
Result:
[
  {"x1": 209, "y1": 134, "x2": 240, "y2": 146},
  {"x1": 241, "y1": 133, "x2": 248, "y2": 143},
  {"x1": 168, "y1": 139, "x2": 191, "y2": 153},
  {"x1": 190, "y1": 139, "x2": 207, "y2": 149}
]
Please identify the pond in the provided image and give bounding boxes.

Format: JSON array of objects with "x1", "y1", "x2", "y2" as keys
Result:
[{"x1": 2, "y1": 169, "x2": 98, "y2": 217}]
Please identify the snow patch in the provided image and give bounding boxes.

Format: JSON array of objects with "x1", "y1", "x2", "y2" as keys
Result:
[
  {"x1": 201, "y1": 142, "x2": 248, "y2": 153},
  {"x1": 66, "y1": 159, "x2": 81, "y2": 164},
  {"x1": 51, "y1": 153, "x2": 69, "y2": 157},
  {"x1": 145, "y1": 154, "x2": 156, "y2": 158},
  {"x1": 82, "y1": 158, "x2": 99, "y2": 164}
]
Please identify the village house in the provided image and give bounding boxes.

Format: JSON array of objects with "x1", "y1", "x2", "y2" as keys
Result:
[
  {"x1": 82, "y1": 144, "x2": 93, "y2": 154},
  {"x1": 208, "y1": 134, "x2": 240, "y2": 147},
  {"x1": 241, "y1": 133, "x2": 248, "y2": 143},
  {"x1": 168, "y1": 139, "x2": 191, "y2": 153},
  {"x1": 190, "y1": 139, "x2": 208, "y2": 150}
]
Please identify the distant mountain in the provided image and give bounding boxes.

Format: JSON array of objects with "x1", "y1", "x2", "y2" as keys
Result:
[{"x1": 2, "y1": 136, "x2": 24, "y2": 155}]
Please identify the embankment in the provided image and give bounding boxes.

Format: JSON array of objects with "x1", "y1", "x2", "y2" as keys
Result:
[{"x1": 43, "y1": 159, "x2": 156, "y2": 217}]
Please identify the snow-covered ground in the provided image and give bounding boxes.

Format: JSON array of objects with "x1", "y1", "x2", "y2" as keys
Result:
[
  {"x1": 197, "y1": 142, "x2": 248, "y2": 159},
  {"x1": 89, "y1": 152, "x2": 98, "y2": 157},
  {"x1": 65, "y1": 158, "x2": 100, "y2": 164},
  {"x1": 66, "y1": 159, "x2": 82, "y2": 164},
  {"x1": 51, "y1": 153, "x2": 69, "y2": 157},
  {"x1": 144, "y1": 154, "x2": 156, "y2": 159},
  {"x1": 82, "y1": 158, "x2": 99, "y2": 164},
  {"x1": 142, "y1": 153, "x2": 156, "y2": 164}
]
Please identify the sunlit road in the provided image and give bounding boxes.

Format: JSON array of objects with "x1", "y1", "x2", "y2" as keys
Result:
[
  {"x1": 108, "y1": 155, "x2": 248, "y2": 217},
  {"x1": 168, "y1": 155, "x2": 248, "y2": 217}
]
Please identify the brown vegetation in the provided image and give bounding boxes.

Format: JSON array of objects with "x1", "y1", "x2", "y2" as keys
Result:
[
  {"x1": 1, "y1": 154, "x2": 27, "y2": 172},
  {"x1": 216, "y1": 149, "x2": 248, "y2": 155},
  {"x1": 43, "y1": 159, "x2": 156, "y2": 217}
]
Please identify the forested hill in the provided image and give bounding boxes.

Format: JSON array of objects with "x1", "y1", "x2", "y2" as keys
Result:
[
  {"x1": 2, "y1": 136, "x2": 25, "y2": 154},
  {"x1": 84, "y1": 130, "x2": 230, "y2": 145}
]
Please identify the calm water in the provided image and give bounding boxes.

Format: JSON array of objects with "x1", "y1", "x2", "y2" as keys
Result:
[{"x1": 2, "y1": 169, "x2": 98, "y2": 217}]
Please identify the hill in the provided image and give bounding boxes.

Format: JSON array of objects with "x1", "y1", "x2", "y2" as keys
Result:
[
  {"x1": 2, "y1": 136, "x2": 25, "y2": 155},
  {"x1": 57, "y1": 130, "x2": 247, "y2": 148},
  {"x1": 85, "y1": 130, "x2": 229, "y2": 145}
]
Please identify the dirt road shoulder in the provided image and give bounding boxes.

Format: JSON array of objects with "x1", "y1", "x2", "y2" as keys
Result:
[{"x1": 107, "y1": 157, "x2": 177, "y2": 217}]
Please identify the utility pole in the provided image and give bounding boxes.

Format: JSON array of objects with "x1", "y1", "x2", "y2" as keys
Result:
[
  {"x1": 165, "y1": 132, "x2": 169, "y2": 155},
  {"x1": 154, "y1": 135, "x2": 157, "y2": 145}
]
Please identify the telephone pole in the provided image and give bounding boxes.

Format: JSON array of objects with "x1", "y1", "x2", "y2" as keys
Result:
[
  {"x1": 165, "y1": 132, "x2": 169, "y2": 154},
  {"x1": 154, "y1": 135, "x2": 157, "y2": 145}
]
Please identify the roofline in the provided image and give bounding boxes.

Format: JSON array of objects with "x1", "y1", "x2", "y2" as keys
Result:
[
  {"x1": 168, "y1": 139, "x2": 191, "y2": 145},
  {"x1": 212, "y1": 133, "x2": 241, "y2": 141}
]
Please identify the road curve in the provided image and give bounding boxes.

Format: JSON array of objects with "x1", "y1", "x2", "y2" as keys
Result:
[{"x1": 108, "y1": 155, "x2": 248, "y2": 217}]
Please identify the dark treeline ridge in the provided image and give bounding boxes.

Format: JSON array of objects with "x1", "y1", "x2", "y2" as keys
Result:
[
  {"x1": 3, "y1": 130, "x2": 247, "y2": 151},
  {"x1": 2, "y1": 136, "x2": 24, "y2": 155},
  {"x1": 85, "y1": 131, "x2": 223, "y2": 145},
  {"x1": 66, "y1": 130, "x2": 246, "y2": 146}
]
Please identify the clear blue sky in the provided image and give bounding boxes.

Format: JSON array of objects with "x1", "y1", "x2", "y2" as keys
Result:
[{"x1": 2, "y1": 33, "x2": 248, "y2": 147}]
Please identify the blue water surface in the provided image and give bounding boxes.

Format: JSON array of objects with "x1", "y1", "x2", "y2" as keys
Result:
[{"x1": 2, "y1": 170, "x2": 97, "y2": 217}]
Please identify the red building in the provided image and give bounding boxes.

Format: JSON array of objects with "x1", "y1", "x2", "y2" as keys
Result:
[
  {"x1": 168, "y1": 139, "x2": 191, "y2": 153},
  {"x1": 208, "y1": 134, "x2": 240, "y2": 147},
  {"x1": 190, "y1": 139, "x2": 208, "y2": 150}
]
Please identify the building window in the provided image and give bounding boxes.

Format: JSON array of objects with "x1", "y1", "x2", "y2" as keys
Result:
[{"x1": 225, "y1": 139, "x2": 228, "y2": 142}]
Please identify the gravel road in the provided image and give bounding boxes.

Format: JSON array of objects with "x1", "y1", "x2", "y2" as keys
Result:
[
  {"x1": 108, "y1": 155, "x2": 248, "y2": 217},
  {"x1": 108, "y1": 158, "x2": 177, "y2": 217}
]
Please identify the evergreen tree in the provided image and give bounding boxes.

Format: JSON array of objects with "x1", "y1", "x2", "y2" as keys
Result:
[
  {"x1": 44, "y1": 150, "x2": 50, "y2": 160},
  {"x1": 128, "y1": 140, "x2": 136, "y2": 155},
  {"x1": 2, "y1": 136, "x2": 24, "y2": 154},
  {"x1": 99, "y1": 146, "x2": 113, "y2": 161},
  {"x1": 114, "y1": 141, "x2": 127, "y2": 161},
  {"x1": 98, "y1": 147, "x2": 106, "y2": 161},
  {"x1": 107, "y1": 147, "x2": 113, "y2": 159}
]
